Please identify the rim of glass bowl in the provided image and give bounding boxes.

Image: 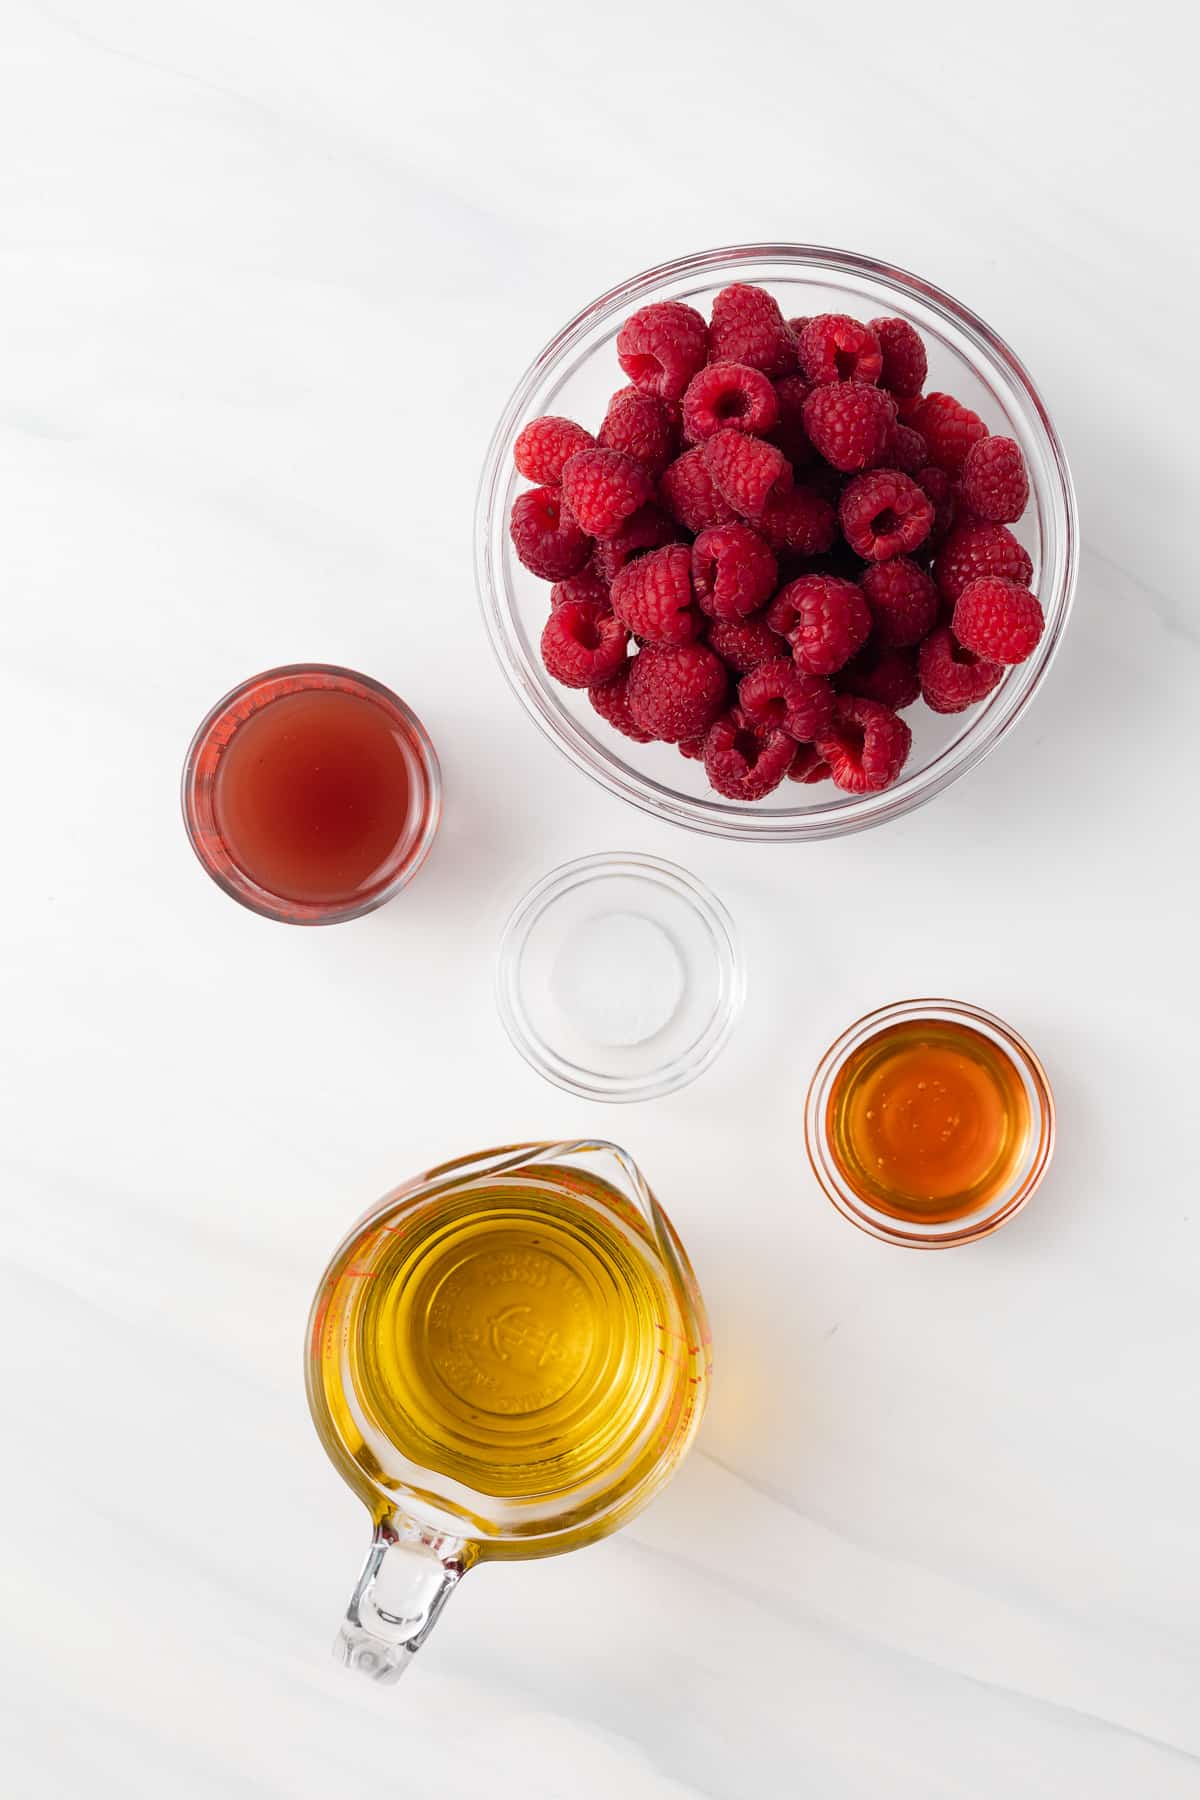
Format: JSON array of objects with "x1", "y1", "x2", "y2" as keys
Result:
[
  {"x1": 494, "y1": 851, "x2": 744, "y2": 1102},
  {"x1": 475, "y1": 243, "x2": 1078, "y2": 842},
  {"x1": 803, "y1": 997, "x2": 1056, "y2": 1248},
  {"x1": 181, "y1": 662, "x2": 442, "y2": 925}
]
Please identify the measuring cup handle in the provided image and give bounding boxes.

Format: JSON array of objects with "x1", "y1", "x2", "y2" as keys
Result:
[{"x1": 335, "y1": 1522, "x2": 472, "y2": 1684}]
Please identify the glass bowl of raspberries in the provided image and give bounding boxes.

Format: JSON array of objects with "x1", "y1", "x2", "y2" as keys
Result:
[{"x1": 476, "y1": 245, "x2": 1077, "y2": 840}]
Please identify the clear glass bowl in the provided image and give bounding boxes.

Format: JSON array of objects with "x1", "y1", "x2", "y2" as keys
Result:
[
  {"x1": 476, "y1": 244, "x2": 1078, "y2": 841},
  {"x1": 804, "y1": 997, "x2": 1056, "y2": 1248},
  {"x1": 182, "y1": 663, "x2": 441, "y2": 925},
  {"x1": 495, "y1": 853, "x2": 743, "y2": 1101}
]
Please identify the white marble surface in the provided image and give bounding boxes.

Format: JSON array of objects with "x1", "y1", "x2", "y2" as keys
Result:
[{"x1": 3, "y1": 2, "x2": 1198, "y2": 1794}]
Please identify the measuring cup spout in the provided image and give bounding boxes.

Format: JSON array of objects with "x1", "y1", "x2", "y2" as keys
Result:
[{"x1": 336, "y1": 1521, "x2": 473, "y2": 1683}]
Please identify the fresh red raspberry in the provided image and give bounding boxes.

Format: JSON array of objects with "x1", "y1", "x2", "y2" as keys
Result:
[
  {"x1": 895, "y1": 392, "x2": 925, "y2": 423},
  {"x1": 703, "y1": 428, "x2": 791, "y2": 520},
  {"x1": 835, "y1": 642, "x2": 920, "y2": 710},
  {"x1": 757, "y1": 486, "x2": 838, "y2": 556},
  {"x1": 916, "y1": 465, "x2": 957, "y2": 547},
  {"x1": 917, "y1": 627, "x2": 1004, "y2": 713},
  {"x1": 678, "y1": 733, "x2": 706, "y2": 761},
  {"x1": 626, "y1": 641, "x2": 728, "y2": 742},
  {"x1": 911, "y1": 392, "x2": 988, "y2": 473},
  {"x1": 705, "y1": 610, "x2": 788, "y2": 673},
  {"x1": 590, "y1": 504, "x2": 681, "y2": 583},
  {"x1": 550, "y1": 569, "x2": 610, "y2": 609},
  {"x1": 787, "y1": 316, "x2": 811, "y2": 337},
  {"x1": 682, "y1": 361, "x2": 779, "y2": 442},
  {"x1": 860, "y1": 557, "x2": 938, "y2": 647},
  {"x1": 787, "y1": 743, "x2": 832, "y2": 784},
  {"x1": 587, "y1": 659, "x2": 653, "y2": 742},
  {"x1": 738, "y1": 657, "x2": 834, "y2": 741},
  {"x1": 598, "y1": 386, "x2": 676, "y2": 473},
  {"x1": 815, "y1": 695, "x2": 911, "y2": 794},
  {"x1": 839, "y1": 469, "x2": 934, "y2": 562},
  {"x1": 797, "y1": 314, "x2": 882, "y2": 386},
  {"x1": 869, "y1": 317, "x2": 927, "y2": 398},
  {"x1": 768, "y1": 574, "x2": 871, "y2": 675},
  {"x1": 768, "y1": 373, "x2": 814, "y2": 464},
  {"x1": 691, "y1": 524, "x2": 777, "y2": 622},
  {"x1": 617, "y1": 300, "x2": 708, "y2": 401},
  {"x1": 658, "y1": 446, "x2": 738, "y2": 533},
  {"x1": 561, "y1": 448, "x2": 654, "y2": 540},
  {"x1": 888, "y1": 423, "x2": 928, "y2": 475},
  {"x1": 960, "y1": 435, "x2": 1030, "y2": 524},
  {"x1": 802, "y1": 381, "x2": 896, "y2": 473},
  {"x1": 610, "y1": 544, "x2": 699, "y2": 646},
  {"x1": 540, "y1": 599, "x2": 629, "y2": 688},
  {"x1": 708, "y1": 283, "x2": 798, "y2": 377},
  {"x1": 702, "y1": 708, "x2": 795, "y2": 800},
  {"x1": 953, "y1": 576, "x2": 1044, "y2": 664},
  {"x1": 933, "y1": 519, "x2": 1033, "y2": 604},
  {"x1": 510, "y1": 486, "x2": 591, "y2": 580},
  {"x1": 514, "y1": 415, "x2": 595, "y2": 484}
]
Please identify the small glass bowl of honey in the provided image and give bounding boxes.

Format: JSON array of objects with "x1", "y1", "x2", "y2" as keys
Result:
[{"x1": 805, "y1": 999, "x2": 1055, "y2": 1248}]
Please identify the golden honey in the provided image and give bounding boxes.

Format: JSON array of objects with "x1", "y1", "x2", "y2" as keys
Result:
[
  {"x1": 826, "y1": 1017, "x2": 1030, "y2": 1224},
  {"x1": 312, "y1": 1166, "x2": 708, "y2": 1551}
]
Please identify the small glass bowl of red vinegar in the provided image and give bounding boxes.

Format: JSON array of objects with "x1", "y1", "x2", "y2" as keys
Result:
[
  {"x1": 182, "y1": 664, "x2": 441, "y2": 925},
  {"x1": 805, "y1": 998, "x2": 1055, "y2": 1248}
]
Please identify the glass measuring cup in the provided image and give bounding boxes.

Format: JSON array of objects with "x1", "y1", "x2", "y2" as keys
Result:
[{"x1": 305, "y1": 1141, "x2": 710, "y2": 1682}]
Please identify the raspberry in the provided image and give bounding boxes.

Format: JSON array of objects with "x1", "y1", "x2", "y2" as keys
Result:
[
  {"x1": 590, "y1": 504, "x2": 681, "y2": 583},
  {"x1": 757, "y1": 486, "x2": 838, "y2": 556},
  {"x1": 682, "y1": 361, "x2": 778, "y2": 442},
  {"x1": 835, "y1": 642, "x2": 920, "y2": 710},
  {"x1": 598, "y1": 386, "x2": 676, "y2": 473},
  {"x1": 617, "y1": 300, "x2": 708, "y2": 401},
  {"x1": 626, "y1": 641, "x2": 728, "y2": 741},
  {"x1": 702, "y1": 708, "x2": 795, "y2": 800},
  {"x1": 787, "y1": 743, "x2": 832, "y2": 784},
  {"x1": 960, "y1": 435, "x2": 1029, "y2": 524},
  {"x1": 916, "y1": 465, "x2": 958, "y2": 547},
  {"x1": 561, "y1": 448, "x2": 654, "y2": 539},
  {"x1": 768, "y1": 373, "x2": 814, "y2": 464},
  {"x1": 703, "y1": 428, "x2": 791, "y2": 520},
  {"x1": 933, "y1": 519, "x2": 1033, "y2": 604},
  {"x1": 738, "y1": 657, "x2": 834, "y2": 741},
  {"x1": 917, "y1": 627, "x2": 1004, "y2": 713},
  {"x1": 787, "y1": 316, "x2": 811, "y2": 337},
  {"x1": 768, "y1": 574, "x2": 871, "y2": 675},
  {"x1": 550, "y1": 569, "x2": 610, "y2": 610},
  {"x1": 610, "y1": 544, "x2": 698, "y2": 646},
  {"x1": 895, "y1": 392, "x2": 925, "y2": 423},
  {"x1": 588, "y1": 659, "x2": 653, "y2": 743},
  {"x1": 911, "y1": 392, "x2": 987, "y2": 473},
  {"x1": 514, "y1": 415, "x2": 595, "y2": 485},
  {"x1": 860, "y1": 557, "x2": 938, "y2": 647},
  {"x1": 678, "y1": 733, "x2": 706, "y2": 761},
  {"x1": 889, "y1": 423, "x2": 928, "y2": 475},
  {"x1": 953, "y1": 576, "x2": 1044, "y2": 664},
  {"x1": 691, "y1": 524, "x2": 777, "y2": 622},
  {"x1": 510, "y1": 486, "x2": 591, "y2": 580},
  {"x1": 802, "y1": 381, "x2": 895, "y2": 473},
  {"x1": 540, "y1": 599, "x2": 629, "y2": 689},
  {"x1": 797, "y1": 314, "x2": 882, "y2": 386},
  {"x1": 869, "y1": 317, "x2": 927, "y2": 398},
  {"x1": 815, "y1": 695, "x2": 911, "y2": 794},
  {"x1": 708, "y1": 283, "x2": 798, "y2": 377},
  {"x1": 705, "y1": 610, "x2": 788, "y2": 672},
  {"x1": 659, "y1": 446, "x2": 738, "y2": 533},
  {"x1": 839, "y1": 469, "x2": 934, "y2": 561}
]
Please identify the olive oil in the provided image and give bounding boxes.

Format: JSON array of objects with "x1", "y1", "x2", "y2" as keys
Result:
[
  {"x1": 313, "y1": 1166, "x2": 708, "y2": 1551},
  {"x1": 826, "y1": 1017, "x2": 1030, "y2": 1224}
]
